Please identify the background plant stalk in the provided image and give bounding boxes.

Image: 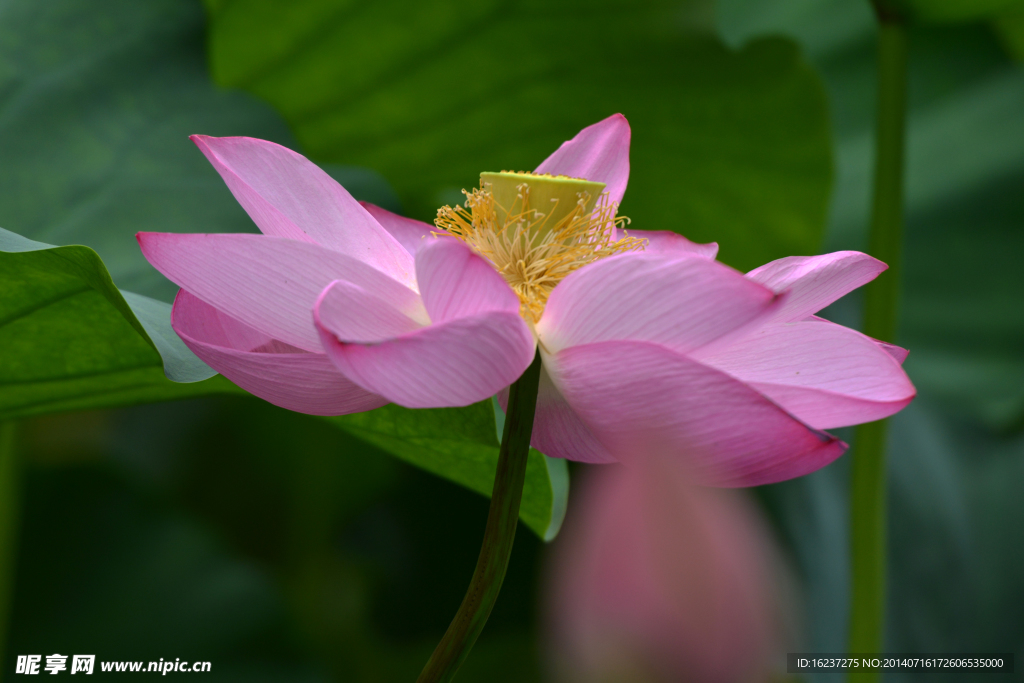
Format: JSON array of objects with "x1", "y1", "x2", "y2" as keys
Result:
[
  {"x1": 416, "y1": 352, "x2": 543, "y2": 683},
  {"x1": 0, "y1": 421, "x2": 19, "y2": 677},
  {"x1": 848, "y1": 6, "x2": 908, "y2": 675}
]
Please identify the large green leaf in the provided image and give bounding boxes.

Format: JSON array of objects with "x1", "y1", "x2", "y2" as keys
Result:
[
  {"x1": 199, "y1": 0, "x2": 834, "y2": 541},
  {"x1": 0, "y1": 0, "x2": 295, "y2": 414},
  {"x1": 204, "y1": 0, "x2": 833, "y2": 273},
  {"x1": 0, "y1": 0, "x2": 565, "y2": 537},
  {"x1": 330, "y1": 400, "x2": 568, "y2": 541},
  {"x1": 0, "y1": 228, "x2": 238, "y2": 419}
]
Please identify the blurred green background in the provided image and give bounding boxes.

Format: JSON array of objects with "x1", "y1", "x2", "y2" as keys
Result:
[{"x1": 1, "y1": 0, "x2": 1023, "y2": 680}]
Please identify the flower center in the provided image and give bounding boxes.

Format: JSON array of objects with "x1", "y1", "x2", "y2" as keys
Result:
[{"x1": 435, "y1": 171, "x2": 645, "y2": 322}]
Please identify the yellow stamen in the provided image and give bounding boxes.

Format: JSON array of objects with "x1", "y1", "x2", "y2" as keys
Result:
[{"x1": 435, "y1": 171, "x2": 646, "y2": 322}]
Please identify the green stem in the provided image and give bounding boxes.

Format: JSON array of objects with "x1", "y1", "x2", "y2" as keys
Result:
[
  {"x1": 416, "y1": 351, "x2": 543, "y2": 683},
  {"x1": 848, "y1": 8, "x2": 907, "y2": 675},
  {"x1": 0, "y1": 422, "x2": 20, "y2": 678}
]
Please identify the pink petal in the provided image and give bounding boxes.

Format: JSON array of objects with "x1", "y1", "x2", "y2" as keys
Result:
[
  {"x1": 137, "y1": 232, "x2": 424, "y2": 352},
  {"x1": 876, "y1": 339, "x2": 909, "y2": 364},
  {"x1": 807, "y1": 314, "x2": 909, "y2": 364},
  {"x1": 806, "y1": 315, "x2": 909, "y2": 365},
  {"x1": 498, "y1": 368, "x2": 618, "y2": 464},
  {"x1": 746, "y1": 251, "x2": 886, "y2": 323},
  {"x1": 532, "y1": 366, "x2": 618, "y2": 464},
  {"x1": 305, "y1": 280, "x2": 424, "y2": 343},
  {"x1": 315, "y1": 285, "x2": 535, "y2": 409},
  {"x1": 415, "y1": 238, "x2": 521, "y2": 323},
  {"x1": 536, "y1": 253, "x2": 781, "y2": 357},
  {"x1": 191, "y1": 135, "x2": 414, "y2": 284},
  {"x1": 534, "y1": 114, "x2": 631, "y2": 205},
  {"x1": 547, "y1": 463, "x2": 786, "y2": 683},
  {"x1": 360, "y1": 202, "x2": 438, "y2": 255},
  {"x1": 630, "y1": 229, "x2": 719, "y2": 259},
  {"x1": 696, "y1": 319, "x2": 916, "y2": 430},
  {"x1": 172, "y1": 290, "x2": 386, "y2": 416},
  {"x1": 544, "y1": 340, "x2": 846, "y2": 486}
]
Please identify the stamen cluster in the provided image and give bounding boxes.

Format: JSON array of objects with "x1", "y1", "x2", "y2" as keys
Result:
[{"x1": 435, "y1": 176, "x2": 645, "y2": 322}]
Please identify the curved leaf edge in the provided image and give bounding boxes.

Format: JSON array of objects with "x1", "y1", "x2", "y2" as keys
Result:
[{"x1": 0, "y1": 227, "x2": 216, "y2": 383}]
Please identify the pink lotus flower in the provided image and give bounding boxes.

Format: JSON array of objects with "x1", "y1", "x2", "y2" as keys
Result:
[
  {"x1": 546, "y1": 457, "x2": 794, "y2": 683},
  {"x1": 138, "y1": 114, "x2": 915, "y2": 486}
]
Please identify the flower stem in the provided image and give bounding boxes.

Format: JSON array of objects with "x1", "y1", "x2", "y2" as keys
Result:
[
  {"x1": 416, "y1": 351, "x2": 543, "y2": 683},
  {"x1": 0, "y1": 421, "x2": 20, "y2": 675},
  {"x1": 848, "y1": 7, "x2": 907, "y2": 674}
]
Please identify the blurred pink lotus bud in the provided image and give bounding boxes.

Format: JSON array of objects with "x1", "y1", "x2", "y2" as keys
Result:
[{"x1": 546, "y1": 458, "x2": 796, "y2": 683}]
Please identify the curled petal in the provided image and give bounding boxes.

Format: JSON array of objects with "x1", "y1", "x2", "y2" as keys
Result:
[
  {"x1": 746, "y1": 251, "x2": 886, "y2": 323},
  {"x1": 415, "y1": 238, "x2": 521, "y2": 323},
  {"x1": 191, "y1": 135, "x2": 413, "y2": 284},
  {"x1": 308, "y1": 280, "x2": 423, "y2": 343},
  {"x1": 876, "y1": 339, "x2": 909, "y2": 364},
  {"x1": 537, "y1": 252, "x2": 780, "y2": 357},
  {"x1": 360, "y1": 201, "x2": 438, "y2": 255},
  {"x1": 534, "y1": 114, "x2": 631, "y2": 205},
  {"x1": 172, "y1": 290, "x2": 386, "y2": 416},
  {"x1": 696, "y1": 319, "x2": 916, "y2": 430},
  {"x1": 137, "y1": 232, "x2": 424, "y2": 352},
  {"x1": 315, "y1": 283, "x2": 535, "y2": 409},
  {"x1": 545, "y1": 341, "x2": 847, "y2": 487}
]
